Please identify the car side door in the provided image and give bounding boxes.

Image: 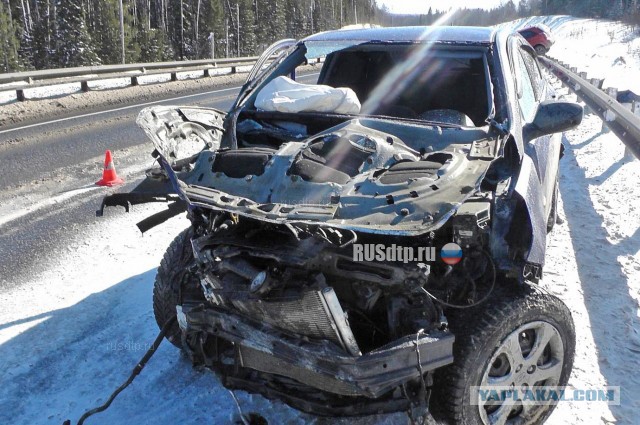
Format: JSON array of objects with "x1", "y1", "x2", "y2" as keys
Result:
[{"x1": 510, "y1": 38, "x2": 561, "y2": 220}]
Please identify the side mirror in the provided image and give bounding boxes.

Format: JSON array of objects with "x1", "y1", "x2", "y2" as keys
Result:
[{"x1": 524, "y1": 100, "x2": 583, "y2": 141}]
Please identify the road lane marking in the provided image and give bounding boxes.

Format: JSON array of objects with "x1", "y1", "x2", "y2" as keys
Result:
[
  {"x1": 0, "y1": 87, "x2": 239, "y2": 136},
  {"x1": 0, "y1": 186, "x2": 101, "y2": 229},
  {"x1": 0, "y1": 158, "x2": 153, "y2": 229},
  {"x1": 0, "y1": 73, "x2": 320, "y2": 136}
]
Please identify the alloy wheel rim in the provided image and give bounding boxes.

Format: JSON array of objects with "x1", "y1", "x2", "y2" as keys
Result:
[{"x1": 478, "y1": 321, "x2": 564, "y2": 425}]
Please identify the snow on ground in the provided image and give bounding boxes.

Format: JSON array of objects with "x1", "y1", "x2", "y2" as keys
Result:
[
  {"x1": 0, "y1": 199, "x2": 405, "y2": 425},
  {"x1": 504, "y1": 15, "x2": 640, "y2": 94},
  {"x1": 537, "y1": 76, "x2": 640, "y2": 425},
  {"x1": 0, "y1": 15, "x2": 639, "y2": 425},
  {"x1": 508, "y1": 16, "x2": 640, "y2": 423}
]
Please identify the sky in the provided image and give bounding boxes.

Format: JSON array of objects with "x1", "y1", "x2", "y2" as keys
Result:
[{"x1": 377, "y1": 0, "x2": 508, "y2": 14}]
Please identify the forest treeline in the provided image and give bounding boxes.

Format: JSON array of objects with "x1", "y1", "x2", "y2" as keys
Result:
[{"x1": 1, "y1": 0, "x2": 640, "y2": 73}]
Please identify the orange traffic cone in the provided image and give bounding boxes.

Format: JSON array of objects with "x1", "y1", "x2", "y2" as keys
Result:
[{"x1": 96, "y1": 150, "x2": 124, "y2": 187}]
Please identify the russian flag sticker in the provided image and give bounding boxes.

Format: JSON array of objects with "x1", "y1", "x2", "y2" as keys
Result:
[{"x1": 441, "y1": 243, "x2": 463, "y2": 265}]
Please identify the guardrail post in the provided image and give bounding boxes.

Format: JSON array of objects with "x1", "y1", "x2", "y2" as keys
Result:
[
  {"x1": 542, "y1": 57, "x2": 640, "y2": 160},
  {"x1": 16, "y1": 89, "x2": 25, "y2": 101},
  {"x1": 601, "y1": 88, "x2": 619, "y2": 133},
  {"x1": 231, "y1": 66, "x2": 237, "y2": 74},
  {"x1": 579, "y1": 71, "x2": 588, "y2": 80},
  {"x1": 130, "y1": 76, "x2": 139, "y2": 86},
  {"x1": 204, "y1": 69, "x2": 211, "y2": 77},
  {"x1": 170, "y1": 72, "x2": 178, "y2": 82},
  {"x1": 81, "y1": 81, "x2": 90, "y2": 92},
  {"x1": 590, "y1": 78, "x2": 603, "y2": 89}
]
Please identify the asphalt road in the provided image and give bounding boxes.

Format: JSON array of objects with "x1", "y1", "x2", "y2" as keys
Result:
[
  {"x1": 0, "y1": 84, "x2": 238, "y2": 191},
  {"x1": 0, "y1": 73, "x2": 317, "y2": 289}
]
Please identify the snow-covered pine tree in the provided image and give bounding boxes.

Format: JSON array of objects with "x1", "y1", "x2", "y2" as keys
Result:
[
  {"x1": 200, "y1": 0, "x2": 225, "y2": 58},
  {"x1": 312, "y1": 0, "x2": 335, "y2": 34},
  {"x1": 237, "y1": 0, "x2": 255, "y2": 56},
  {"x1": 91, "y1": 0, "x2": 121, "y2": 64},
  {"x1": 54, "y1": 0, "x2": 101, "y2": 67},
  {"x1": 137, "y1": 26, "x2": 174, "y2": 61},
  {"x1": 608, "y1": 0, "x2": 625, "y2": 18},
  {"x1": 124, "y1": 0, "x2": 141, "y2": 62},
  {"x1": 31, "y1": 7, "x2": 55, "y2": 69},
  {"x1": 286, "y1": 0, "x2": 307, "y2": 39},
  {"x1": 253, "y1": 0, "x2": 267, "y2": 51},
  {"x1": 17, "y1": 27, "x2": 35, "y2": 69}
]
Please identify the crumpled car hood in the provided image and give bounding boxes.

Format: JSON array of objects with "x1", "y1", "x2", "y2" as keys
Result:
[{"x1": 175, "y1": 118, "x2": 498, "y2": 236}]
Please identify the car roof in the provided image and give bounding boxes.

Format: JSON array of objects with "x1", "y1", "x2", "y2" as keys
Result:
[{"x1": 303, "y1": 26, "x2": 498, "y2": 45}]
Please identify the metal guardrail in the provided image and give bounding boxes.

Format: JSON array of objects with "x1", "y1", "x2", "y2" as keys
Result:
[
  {"x1": 540, "y1": 56, "x2": 640, "y2": 160},
  {"x1": 0, "y1": 56, "x2": 261, "y2": 101}
]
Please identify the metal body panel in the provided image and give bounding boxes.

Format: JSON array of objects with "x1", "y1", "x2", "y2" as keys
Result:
[{"x1": 183, "y1": 304, "x2": 454, "y2": 398}]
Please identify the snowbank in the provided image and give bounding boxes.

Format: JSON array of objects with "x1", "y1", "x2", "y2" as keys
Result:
[
  {"x1": 538, "y1": 76, "x2": 640, "y2": 425},
  {"x1": 502, "y1": 15, "x2": 640, "y2": 93}
]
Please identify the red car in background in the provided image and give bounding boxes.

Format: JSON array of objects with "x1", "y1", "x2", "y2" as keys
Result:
[{"x1": 518, "y1": 24, "x2": 554, "y2": 55}]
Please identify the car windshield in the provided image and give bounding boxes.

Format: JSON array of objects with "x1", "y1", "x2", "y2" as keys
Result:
[{"x1": 242, "y1": 39, "x2": 494, "y2": 128}]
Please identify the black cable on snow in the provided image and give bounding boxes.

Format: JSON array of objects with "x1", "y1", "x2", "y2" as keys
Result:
[{"x1": 62, "y1": 316, "x2": 177, "y2": 425}]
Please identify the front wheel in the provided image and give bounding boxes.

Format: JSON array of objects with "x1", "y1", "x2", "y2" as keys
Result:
[
  {"x1": 153, "y1": 227, "x2": 201, "y2": 348},
  {"x1": 432, "y1": 284, "x2": 575, "y2": 425},
  {"x1": 535, "y1": 45, "x2": 547, "y2": 56}
]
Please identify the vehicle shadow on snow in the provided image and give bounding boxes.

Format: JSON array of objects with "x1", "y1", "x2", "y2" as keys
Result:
[
  {"x1": 586, "y1": 153, "x2": 626, "y2": 185},
  {"x1": 570, "y1": 130, "x2": 603, "y2": 150},
  {"x1": 0, "y1": 269, "x2": 406, "y2": 425},
  {"x1": 559, "y1": 134, "x2": 640, "y2": 423},
  {"x1": 0, "y1": 269, "x2": 280, "y2": 425}
]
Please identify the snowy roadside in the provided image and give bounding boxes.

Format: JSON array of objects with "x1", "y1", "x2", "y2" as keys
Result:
[
  {"x1": 503, "y1": 15, "x2": 640, "y2": 93},
  {"x1": 0, "y1": 196, "x2": 405, "y2": 425},
  {"x1": 515, "y1": 16, "x2": 640, "y2": 423},
  {"x1": 538, "y1": 88, "x2": 640, "y2": 424}
]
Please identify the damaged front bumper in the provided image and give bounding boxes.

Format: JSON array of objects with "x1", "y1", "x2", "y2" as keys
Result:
[{"x1": 179, "y1": 302, "x2": 454, "y2": 401}]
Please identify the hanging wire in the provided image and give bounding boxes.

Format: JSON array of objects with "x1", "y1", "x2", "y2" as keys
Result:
[{"x1": 420, "y1": 249, "x2": 497, "y2": 309}]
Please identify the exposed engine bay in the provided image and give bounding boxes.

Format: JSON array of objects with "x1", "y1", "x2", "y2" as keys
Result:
[{"x1": 99, "y1": 102, "x2": 503, "y2": 415}]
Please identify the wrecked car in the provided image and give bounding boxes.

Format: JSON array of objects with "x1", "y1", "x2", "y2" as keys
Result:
[{"x1": 99, "y1": 26, "x2": 583, "y2": 424}]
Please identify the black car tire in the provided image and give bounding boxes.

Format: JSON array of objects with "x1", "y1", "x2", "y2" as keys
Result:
[
  {"x1": 153, "y1": 227, "x2": 199, "y2": 348},
  {"x1": 535, "y1": 45, "x2": 547, "y2": 56},
  {"x1": 432, "y1": 284, "x2": 575, "y2": 425}
]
